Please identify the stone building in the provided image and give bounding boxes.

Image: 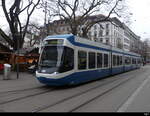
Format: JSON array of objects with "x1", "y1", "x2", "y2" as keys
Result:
[{"x1": 45, "y1": 15, "x2": 142, "y2": 53}]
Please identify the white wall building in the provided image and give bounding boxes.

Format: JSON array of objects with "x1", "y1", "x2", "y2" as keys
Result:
[
  {"x1": 88, "y1": 17, "x2": 125, "y2": 50},
  {"x1": 47, "y1": 16, "x2": 140, "y2": 52},
  {"x1": 87, "y1": 17, "x2": 140, "y2": 52}
]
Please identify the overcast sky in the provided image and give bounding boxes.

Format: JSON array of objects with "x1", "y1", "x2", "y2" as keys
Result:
[
  {"x1": 127, "y1": 0, "x2": 150, "y2": 40},
  {"x1": 0, "y1": 0, "x2": 150, "y2": 40}
]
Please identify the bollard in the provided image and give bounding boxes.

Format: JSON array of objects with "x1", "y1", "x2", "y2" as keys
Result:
[{"x1": 3, "y1": 64, "x2": 11, "y2": 80}]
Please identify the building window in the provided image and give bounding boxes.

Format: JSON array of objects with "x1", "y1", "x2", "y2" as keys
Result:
[
  {"x1": 106, "y1": 24, "x2": 109, "y2": 29},
  {"x1": 106, "y1": 30, "x2": 109, "y2": 36},
  {"x1": 88, "y1": 32, "x2": 91, "y2": 37},
  {"x1": 88, "y1": 52, "x2": 96, "y2": 69},
  {"x1": 124, "y1": 38, "x2": 130, "y2": 44},
  {"x1": 106, "y1": 38, "x2": 109, "y2": 45},
  {"x1": 78, "y1": 51, "x2": 87, "y2": 70},
  {"x1": 124, "y1": 44, "x2": 129, "y2": 50},
  {"x1": 94, "y1": 25, "x2": 97, "y2": 30},
  {"x1": 94, "y1": 31, "x2": 97, "y2": 37},
  {"x1": 97, "y1": 53, "x2": 103, "y2": 68},
  {"x1": 100, "y1": 38, "x2": 103, "y2": 43},
  {"x1": 99, "y1": 30, "x2": 103, "y2": 37}
]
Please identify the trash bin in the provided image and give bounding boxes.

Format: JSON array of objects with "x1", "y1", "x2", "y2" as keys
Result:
[{"x1": 3, "y1": 64, "x2": 11, "y2": 80}]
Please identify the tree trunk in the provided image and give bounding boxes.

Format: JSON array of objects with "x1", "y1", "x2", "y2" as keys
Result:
[{"x1": 13, "y1": 34, "x2": 24, "y2": 51}]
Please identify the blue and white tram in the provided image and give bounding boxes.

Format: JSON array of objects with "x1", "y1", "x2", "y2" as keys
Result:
[{"x1": 36, "y1": 34, "x2": 142, "y2": 86}]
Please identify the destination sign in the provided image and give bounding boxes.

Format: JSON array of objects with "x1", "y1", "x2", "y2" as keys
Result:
[{"x1": 44, "y1": 39, "x2": 64, "y2": 45}]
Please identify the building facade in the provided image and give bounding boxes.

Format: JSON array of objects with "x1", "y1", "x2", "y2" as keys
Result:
[{"x1": 46, "y1": 15, "x2": 142, "y2": 53}]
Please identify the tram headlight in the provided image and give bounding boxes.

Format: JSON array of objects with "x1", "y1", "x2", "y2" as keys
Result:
[{"x1": 53, "y1": 72, "x2": 58, "y2": 74}]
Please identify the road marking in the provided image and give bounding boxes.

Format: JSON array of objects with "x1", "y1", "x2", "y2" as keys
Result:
[{"x1": 117, "y1": 76, "x2": 150, "y2": 112}]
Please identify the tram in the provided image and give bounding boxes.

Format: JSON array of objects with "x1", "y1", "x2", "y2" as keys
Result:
[{"x1": 36, "y1": 34, "x2": 142, "y2": 86}]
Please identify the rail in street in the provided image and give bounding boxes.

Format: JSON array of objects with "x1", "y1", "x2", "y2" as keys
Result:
[{"x1": 0, "y1": 66, "x2": 150, "y2": 112}]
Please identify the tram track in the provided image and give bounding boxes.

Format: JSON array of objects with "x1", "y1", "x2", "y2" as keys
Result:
[
  {"x1": 0, "y1": 67, "x2": 147, "y2": 112},
  {"x1": 70, "y1": 73, "x2": 150, "y2": 112},
  {"x1": 0, "y1": 86, "x2": 46, "y2": 95},
  {"x1": 33, "y1": 69, "x2": 146, "y2": 112},
  {"x1": 0, "y1": 87, "x2": 56, "y2": 105}
]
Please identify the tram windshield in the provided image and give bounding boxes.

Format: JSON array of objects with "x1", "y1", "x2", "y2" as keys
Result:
[{"x1": 38, "y1": 46, "x2": 74, "y2": 74}]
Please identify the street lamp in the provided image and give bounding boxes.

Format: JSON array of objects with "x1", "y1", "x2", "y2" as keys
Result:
[{"x1": 16, "y1": 34, "x2": 19, "y2": 79}]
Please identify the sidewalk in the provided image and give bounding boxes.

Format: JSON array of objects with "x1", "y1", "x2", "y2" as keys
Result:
[
  {"x1": 0, "y1": 72, "x2": 43, "y2": 92},
  {"x1": 118, "y1": 65, "x2": 150, "y2": 112},
  {"x1": 124, "y1": 74, "x2": 150, "y2": 112}
]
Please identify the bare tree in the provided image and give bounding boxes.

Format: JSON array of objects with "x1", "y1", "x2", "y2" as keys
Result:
[
  {"x1": 26, "y1": 22, "x2": 41, "y2": 47},
  {"x1": 42, "y1": 0, "x2": 126, "y2": 38},
  {"x1": 1, "y1": 0, "x2": 40, "y2": 51}
]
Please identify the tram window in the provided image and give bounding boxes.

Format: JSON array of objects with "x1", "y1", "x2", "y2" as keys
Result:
[
  {"x1": 129, "y1": 57, "x2": 131, "y2": 64},
  {"x1": 104, "y1": 54, "x2": 108, "y2": 67},
  {"x1": 97, "y1": 53, "x2": 103, "y2": 68},
  {"x1": 117, "y1": 56, "x2": 120, "y2": 66},
  {"x1": 135, "y1": 59, "x2": 137, "y2": 64},
  {"x1": 138, "y1": 59, "x2": 141, "y2": 64},
  {"x1": 89, "y1": 52, "x2": 96, "y2": 69},
  {"x1": 113, "y1": 55, "x2": 116, "y2": 66},
  {"x1": 120, "y1": 56, "x2": 123, "y2": 65},
  {"x1": 132, "y1": 58, "x2": 136, "y2": 64},
  {"x1": 125, "y1": 57, "x2": 128, "y2": 65},
  {"x1": 132, "y1": 58, "x2": 134, "y2": 64},
  {"x1": 78, "y1": 51, "x2": 87, "y2": 70},
  {"x1": 39, "y1": 46, "x2": 74, "y2": 74},
  {"x1": 59, "y1": 47, "x2": 74, "y2": 73},
  {"x1": 125, "y1": 57, "x2": 131, "y2": 65},
  {"x1": 132, "y1": 58, "x2": 135, "y2": 64}
]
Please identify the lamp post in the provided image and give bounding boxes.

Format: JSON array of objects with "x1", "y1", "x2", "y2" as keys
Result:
[{"x1": 16, "y1": 34, "x2": 19, "y2": 79}]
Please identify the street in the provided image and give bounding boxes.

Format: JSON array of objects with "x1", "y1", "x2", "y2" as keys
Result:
[{"x1": 0, "y1": 65, "x2": 150, "y2": 112}]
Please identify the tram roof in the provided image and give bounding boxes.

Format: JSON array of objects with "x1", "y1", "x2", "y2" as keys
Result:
[{"x1": 44, "y1": 34, "x2": 141, "y2": 57}]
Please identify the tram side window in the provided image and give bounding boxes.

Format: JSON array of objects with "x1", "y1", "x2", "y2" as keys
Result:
[
  {"x1": 78, "y1": 51, "x2": 87, "y2": 70},
  {"x1": 136, "y1": 59, "x2": 138, "y2": 64},
  {"x1": 125, "y1": 57, "x2": 131, "y2": 65},
  {"x1": 113, "y1": 55, "x2": 116, "y2": 66},
  {"x1": 89, "y1": 52, "x2": 96, "y2": 69},
  {"x1": 132, "y1": 58, "x2": 136, "y2": 64},
  {"x1": 138, "y1": 59, "x2": 141, "y2": 64},
  {"x1": 120, "y1": 56, "x2": 123, "y2": 65},
  {"x1": 117, "y1": 56, "x2": 120, "y2": 66},
  {"x1": 135, "y1": 59, "x2": 137, "y2": 64},
  {"x1": 97, "y1": 53, "x2": 103, "y2": 68},
  {"x1": 125, "y1": 57, "x2": 128, "y2": 65},
  {"x1": 104, "y1": 54, "x2": 108, "y2": 67},
  {"x1": 132, "y1": 58, "x2": 134, "y2": 64},
  {"x1": 129, "y1": 57, "x2": 131, "y2": 64},
  {"x1": 59, "y1": 47, "x2": 74, "y2": 73}
]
